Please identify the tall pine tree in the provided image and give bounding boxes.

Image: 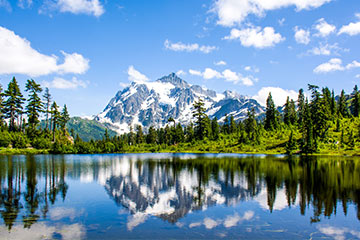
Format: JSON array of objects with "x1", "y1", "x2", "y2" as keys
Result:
[
  {"x1": 43, "y1": 87, "x2": 52, "y2": 131},
  {"x1": 4, "y1": 77, "x2": 25, "y2": 131},
  {"x1": 192, "y1": 98, "x2": 207, "y2": 140},
  {"x1": 25, "y1": 79, "x2": 43, "y2": 128},
  {"x1": 264, "y1": 92, "x2": 279, "y2": 131}
]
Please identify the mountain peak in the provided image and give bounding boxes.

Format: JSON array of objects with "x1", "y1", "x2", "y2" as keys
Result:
[{"x1": 157, "y1": 73, "x2": 189, "y2": 88}]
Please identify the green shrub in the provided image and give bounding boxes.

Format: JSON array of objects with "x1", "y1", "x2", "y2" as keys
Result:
[
  {"x1": 11, "y1": 132, "x2": 28, "y2": 149},
  {"x1": 32, "y1": 137, "x2": 52, "y2": 149},
  {"x1": 0, "y1": 131, "x2": 11, "y2": 147}
]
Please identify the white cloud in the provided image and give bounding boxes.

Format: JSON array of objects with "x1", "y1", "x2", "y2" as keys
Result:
[
  {"x1": 356, "y1": 74, "x2": 360, "y2": 78},
  {"x1": 55, "y1": 0, "x2": 104, "y2": 17},
  {"x1": 164, "y1": 39, "x2": 217, "y2": 54},
  {"x1": 58, "y1": 51, "x2": 89, "y2": 74},
  {"x1": 313, "y1": 58, "x2": 344, "y2": 73},
  {"x1": 214, "y1": 60, "x2": 227, "y2": 66},
  {"x1": 294, "y1": 26, "x2": 310, "y2": 44},
  {"x1": 313, "y1": 18, "x2": 336, "y2": 37},
  {"x1": 189, "y1": 222, "x2": 202, "y2": 228},
  {"x1": 203, "y1": 68, "x2": 222, "y2": 79},
  {"x1": 244, "y1": 65, "x2": 259, "y2": 72},
  {"x1": 307, "y1": 43, "x2": 341, "y2": 56},
  {"x1": 0, "y1": 26, "x2": 89, "y2": 77},
  {"x1": 253, "y1": 87, "x2": 298, "y2": 106},
  {"x1": 119, "y1": 82, "x2": 129, "y2": 88},
  {"x1": 189, "y1": 67, "x2": 256, "y2": 86},
  {"x1": 224, "y1": 26, "x2": 285, "y2": 49},
  {"x1": 212, "y1": 0, "x2": 332, "y2": 27},
  {"x1": 176, "y1": 70, "x2": 186, "y2": 76},
  {"x1": 314, "y1": 58, "x2": 360, "y2": 73},
  {"x1": 346, "y1": 60, "x2": 360, "y2": 69},
  {"x1": 189, "y1": 69, "x2": 202, "y2": 76},
  {"x1": 338, "y1": 21, "x2": 360, "y2": 36},
  {"x1": 42, "y1": 77, "x2": 88, "y2": 89},
  {"x1": 127, "y1": 65, "x2": 149, "y2": 82}
]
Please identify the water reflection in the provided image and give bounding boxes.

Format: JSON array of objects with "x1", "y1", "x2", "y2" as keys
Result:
[{"x1": 0, "y1": 154, "x2": 359, "y2": 233}]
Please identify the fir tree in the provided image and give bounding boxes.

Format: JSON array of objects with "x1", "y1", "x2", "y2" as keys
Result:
[
  {"x1": 4, "y1": 77, "x2": 25, "y2": 131},
  {"x1": 59, "y1": 105, "x2": 70, "y2": 134},
  {"x1": 50, "y1": 101, "x2": 60, "y2": 141},
  {"x1": 351, "y1": 85, "x2": 360, "y2": 117},
  {"x1": 0, "y1": 84, "x2": 4, "y2": 127},
  {"x1": 297, "y1": 88, "x2": 305, "y2": 126},
  {"x1": 211, "y1": 117, "x2": 220, "y2": 140},
  {"x1": 136, "y1": 125, "x2": 144, "y2": 144},
  {"x1": 244, "y1": 108, "x2": 257, "y2": 140},
  {"x1": 285, "y1": 130, "x2": 297, "y2": 154},
  {"x1": 43, "y1": 88, "x2": 52, "y2": 131},
  {"x1": 25, "y1": 79, "x2": 43, "y2": 128},
  {"x1": 338, "y1": 89, "x2": 348, "y2": 118},
  {"x1": 192, "y1": 98, "x2": 207, "y2": 140},
  {"x1": 264, "y1": 92, "x2": 279, "y2": 131},
  {"x1": 146, "y1": 126, "x2": 157, "y2": 144},
  {"x1": 229, "y1": 115, "x2": 237, "y2": 133}
]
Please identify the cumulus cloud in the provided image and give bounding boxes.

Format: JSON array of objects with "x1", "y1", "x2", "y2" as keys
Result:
[
  {"x1": 356, "y1": 74, "x2": 360, "y2": 79},
  {"x1": 313, "y1": 58, "x2": 344, "y2": 73},
  {"x1": 307, "y1": 43, "x2": 341, "y2": 56},
  {"x1": 338, "y1": 19, "x2": 360, "y2": 36},
  {"x1": 224, "y1": 26, "x2": 285, "y2": 49},
  {"x1": 314, "y1": 58, "x2": 360, "y2": 73},
  {"x1": 18, "y1": 0, "x2": 32, "y2": 8},
  {"x1": 43, "y1": 0, "x2": 105, "y2": 17},
  {"x1": 294, "y1": 26, "x2": 310, "y2": 44},
  {"x1": 346, "y1": 60, "x2": 360, "y2": 69},
  {"x1": 189, "y1": 68, "x2": 256, "y2": 86},
  {"x1": 253, "y1": 87, "x2": 298, "y2": 106},
  {"x1": 42, "y1": 77, "x2": 88, "y2": 89},
  {"x1": 313, "y1": 18, "x2": 336, "y2": 37},
  {"x1": 0, "y1": 26, "x2": 89, "y2": 77},
  {"x1": 214, "y1": 60, "x2": 227, "y2": 66},
  {"x1": 127, "y1": 65, "x2": 149, "y2": 82},
  {"x1": 164, "y1": 39, "x2": 217, "y2": 54},
  {"x1": 212, "y1": 0, "x2": 332, "y2": 27}
]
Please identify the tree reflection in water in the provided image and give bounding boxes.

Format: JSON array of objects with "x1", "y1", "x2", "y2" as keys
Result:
[{"x1": 0, "y1": 154, "x2": 359, "y2": 231}]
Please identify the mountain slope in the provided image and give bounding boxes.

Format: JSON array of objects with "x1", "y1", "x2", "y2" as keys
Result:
[{"x1": 95, "y1": 73, "x2": 264, "y2": 134}]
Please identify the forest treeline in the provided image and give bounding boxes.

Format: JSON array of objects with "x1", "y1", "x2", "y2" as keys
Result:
[{"x1": 0, "y1": 77, "x2": 360, "y2": 155}]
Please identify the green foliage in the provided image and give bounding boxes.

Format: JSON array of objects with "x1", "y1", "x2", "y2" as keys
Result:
[
  {"x1": 4, "y1": 77, "x2": 25, "y2": 130},
  {"x1": 10, "y1": 132, "x2": 28, "y2": 149},
  {"x1": 0, "y1": 130, "x2": 11, "y2": 147},
  {"x1": 264, "y1": 92, "x2": 280, "y2": 131},
  {"x1": 25, "y1": 79, "x2": 43, "y2": 128}
]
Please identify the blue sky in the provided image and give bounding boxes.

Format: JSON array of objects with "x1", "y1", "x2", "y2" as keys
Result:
[{"x1": 0, "y1": 0, "x2": 359, "y2": 116}]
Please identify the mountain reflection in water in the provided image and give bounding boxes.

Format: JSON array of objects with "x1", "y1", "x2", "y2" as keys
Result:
[{"x1": 0, "y1": 153, "x2": 359, "y2": 234}]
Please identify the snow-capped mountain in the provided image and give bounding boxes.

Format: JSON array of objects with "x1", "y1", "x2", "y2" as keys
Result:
[{"x1": 95, "y1": 73, "x2": 264, "y2": 134}]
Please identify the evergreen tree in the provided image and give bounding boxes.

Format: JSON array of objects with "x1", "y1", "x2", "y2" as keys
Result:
[
  {"x1": 4, "y1": 77, "x2": 25, "y2": 131},
  {"x1": 0, "y1": 84, "x2": 4, "y2": 127},
  {"x1": 185, "y1": 122, "x2": 194, "y2": 142},
  {"x1": 338, "y1": 89, "x2": 348, "y2": 118},
  {"x1": 244, "y1": 108, "x2": 257, "y2": 140},
  {"x1": 59, "y1": 105, "x2": 70, "y2": 134},
  {"x1": 50, "y1": 102, "x2": 60, "y2": 141},
  {"x1": 192, "y1": 98, "x2": 207, "y2": 140},
  {"x1": 211, "y1": 117, "x2": 220, "y2": 140},
  {"x1": 25, "y1": 79, "x2": 43, "y2": 128},
  {"x1": 229, "y1": 115, "x2": 237, "y2": 133},
  {"x1": 297, "y1": 88, "x2": 305, "y2": 126},
  {"x1": 264, "y1": 92, "x2": 279, "y2": 130},
  {"x1": 146, "y1": 126, "x2": 157, "y2": 144},
  {"x1": 43, "y1": 87, "x2": 52, "y2": 131},
  {"x1": 330, "y1": 89, "x2": 337, "y2": 116},
  {"x1": 174, "y1": 123, "x2": 184, "y2": 143},
  {"x1": 135, "y1": 125, "x2": 144, "y2": 144},
  {"x1": 351, "y1": 85, "x2": 360, "y2": 117},
  {"x1": 285, "y1": 130, "x2": 297, "y2": 154}
]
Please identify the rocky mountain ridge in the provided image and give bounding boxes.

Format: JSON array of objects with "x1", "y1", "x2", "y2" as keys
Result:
[{"x1": 95, "y1": 73, "x2": 264, "y2": 134}]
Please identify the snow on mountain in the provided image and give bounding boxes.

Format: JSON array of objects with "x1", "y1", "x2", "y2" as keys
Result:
[{"x1": 95, "y1": 73, "x2": 264, "y2": 134}]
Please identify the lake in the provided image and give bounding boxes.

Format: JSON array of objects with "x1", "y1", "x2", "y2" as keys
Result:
[{"x1": 0, "y1": 153, "x2": 359, "y2": 239}]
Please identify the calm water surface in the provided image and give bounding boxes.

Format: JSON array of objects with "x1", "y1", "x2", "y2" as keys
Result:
[{"x1": 0, "y1": 153, "x2": 359, "y2": 239}]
